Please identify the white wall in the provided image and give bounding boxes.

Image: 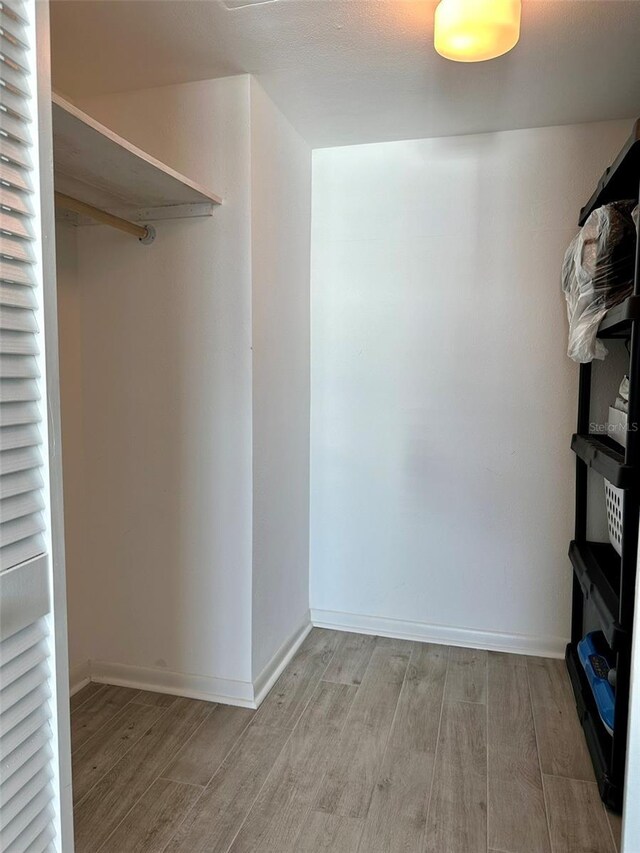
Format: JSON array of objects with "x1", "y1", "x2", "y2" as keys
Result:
[
  {"x1": 310, "y1": 120, "x2": 631, "y2": 656},
  {"x1": 249, "y1": 80, "x2": 312, "y2": 680},
  {"x1": 70, "y1": 76, "x2": 256, "y2": 695},
  {"x1": 57, "y1": 75, "x2": 313, "y2": 703},
  {"x1": 55, "y1": 222, "x2": 90, "y2": 681}
]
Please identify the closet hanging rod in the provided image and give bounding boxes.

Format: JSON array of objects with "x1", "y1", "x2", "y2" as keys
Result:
[{"x1": 54, "y1": 192, "x2": 156, "y2": 244}]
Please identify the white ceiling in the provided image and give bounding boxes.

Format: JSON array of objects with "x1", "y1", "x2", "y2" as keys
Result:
[{"x1": 50, "y1": 0, "x2": 640, "y2": 148}]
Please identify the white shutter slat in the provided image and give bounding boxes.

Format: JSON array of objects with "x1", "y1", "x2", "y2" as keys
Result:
[
  {"x1": 1, "y1": 401, "x2": 40, "y2": 428},
  {"x1": 0, "y1": 446, "x2": 42, "y2": 477},
  {"x1": 0, "y1": 134, "x2": 30, "y2": 169},
  {"x1": 0, "y1": 620, "x2": 46, "y2": 669},
  {"x1": 0, "y1": 6, "x2": 27, "y2": 35},
  {"x1": 0, "y1": 672, "x2": 50, "y2": 728},
  {"x1": 0, "y1": 741, "x2": 51, "y2": 806},
  {"x1": 0, "y1": 330, "x2": 38, "y2": 356},
  {"x1": 0, "y1": 11, "x2": 28, "y2": 44},
  {"x1": 0, "y1": 93, "x2": 30, "y2": 131},
  {"x1": 0, "y1": 258, "x2": 36, "y2": 286},
  {"x1": 0, "y1": 353, "x2": 39, "y2": 378},
  {"x1": 0, "y1": 423, "x2": 41, "y2": 450},
  {"x1": 1, "y1": 765, "x2": 52, "y2": 835},
  {"x1": 1, "y1": 232, "x2": 35, "y2": 263},
  {"x1": 0, "y1": 96, "x2": 32, "y2": 133},
  {"x1": 0, "y1": 726, "x2": 50, "y2": 786},
  {"x1": 0, "y1": 185, "x2": 33, "y2": 217},
  {"x1": 0, "y1": 58, "x2": 29, "y2": 101},
  {"x1": 2, "y1": 788, "x2": 54, "y2": 852},
  {"x1": 0, "y1": 533, "x2": 44, "y2": 570},
  {"x1": 0, "y1": 536, "x2": 44, "y2": 577},
  {"x1": 0, "y1": 158, "x2": 30, "y2": 191},
  {"x1": 0, "y1": 284, "x2": 37, "y2": 310},
  {"x1": 0, "y1": 467, "x2": 42, "y2": 500},
  {"x1": 0, "y1": 303, "x2": 36, "y2": 334},
  {"x1": 0, "y1": 512, "x2": 45, "y2": 550},
  {"x1": 0, "y1": 288, "x2": 38, "y2": 318},
  {"x1": 0, "y1": 304, "x2": 37, "y2": 332},
  {"x1": 0, "y1": 99, "x2": 29, "y2": 133},
  {"x1": 4, "y1": 804, "x2": 55, "y2": 853},
  {"x1": 26, "y1": 826, "x2": 56, "y2": 853},
  {"x1": 0, "y1": 637, "x2": 47, "y2": 689},
  {"x1": 0, "y1": 82, "x2": 28, "y2": 121},
  {"x1": 0, "y1": 3, "x2": 28, "y2": 26},
  {"x1": 0, "y1": 209, "x2": 33, "y2": 240},
  {"x1": 0, "y1": 21, "x2": 28, "y2": 72},
  {"x1": 0, "y1": 108, "x2": 30, "y2": 145},
  {"x1": 1, "y1": 5, "x2": 60, "y2": 849},
  {"x1": 28, "y1": 828, "x2": 56, "y2": 853},
  {"x1": 0, "y1": 32, "x2": 28, "y2": 74},
  {"x1": 0, "y1": 12, "x2": 28, "y2": 51},
  {"x1": 0, "y1": 378, "x2": 39, "y2": 402},
  {"x1": 0, "y1": 15, "x2": 27, "y2": 58},
  {"x1": 0, "y1": 56, "x2": 26, "y2": 95},
  {"x1": 0, "y1": 701, "x2": 51, "y2": 759}
]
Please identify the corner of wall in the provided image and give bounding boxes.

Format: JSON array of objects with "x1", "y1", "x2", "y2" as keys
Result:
[{"x1": 248, "y1": 79, "x2": 312, "y2": 683}]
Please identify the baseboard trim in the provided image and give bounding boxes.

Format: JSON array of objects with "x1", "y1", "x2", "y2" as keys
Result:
[
  {"x1": 89, "y1": 660, "x2": 257, "y2": 709},
  {"x1": 70, "y1": 609, "x2": 559, "y2": 709},
  {"x1": 74, "y1": 617, "x2": 313, "y2": 710},
  {"x1": 69, "y1": 660, "x2": 91, "y2": 696},
  {"x1": 253, "y1": 614, "x2": 312, "y2": 708},
  {"x1": 310, "y1": 608, "x2": 567, "y2": 659}
]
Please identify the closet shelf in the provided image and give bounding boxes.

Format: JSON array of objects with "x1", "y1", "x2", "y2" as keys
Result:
[
  {"x1": 565, "y1": 643, "x2": 618, "y2": 808},
  {"x1": 569, "y1": 541, "x2": 623, "y2": 649},
  {"x1": 579, "y1": 118, "x2": 640, "y2": 225},
  {"x1": 571, "y1": 433, "x2": 633, "y2": 488},
  {"x1": 597, "y1": 296, "x2": 640, "y2": 339},
  {"x1": 52, "y1": 93, "x2": 222, "y2": 225}
]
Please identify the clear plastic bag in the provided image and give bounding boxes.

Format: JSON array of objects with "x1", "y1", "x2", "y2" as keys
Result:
[{"x1": 562, "y1": 201, "x2": 638, "y2": 363}]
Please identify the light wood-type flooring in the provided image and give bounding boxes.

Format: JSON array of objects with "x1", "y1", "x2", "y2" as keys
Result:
[{"x1": 70, "y1": 629, "x2": 623, "y2": 853}]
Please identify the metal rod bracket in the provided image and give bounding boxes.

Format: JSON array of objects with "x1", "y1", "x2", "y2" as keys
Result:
[{"x1": 139, "y1": 225, "x2": 156, "y2": 245}]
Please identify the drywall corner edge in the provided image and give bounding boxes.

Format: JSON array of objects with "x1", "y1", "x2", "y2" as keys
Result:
[
  {"x1": 252, "y1": 615, "x2": 312, "y2": 708},
  {"x1": 310, "y1": 609, "x2": 568, "y2": 659}
]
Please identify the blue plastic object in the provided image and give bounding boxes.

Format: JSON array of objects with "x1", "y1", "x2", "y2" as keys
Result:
[{"x1": 578, "y1": 632, "x2": 615, "y2": 736}]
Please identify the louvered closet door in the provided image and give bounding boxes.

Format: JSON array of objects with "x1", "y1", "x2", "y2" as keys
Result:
[{"x1": 1, "y1": 1, "x2": 72, "y2": 851}]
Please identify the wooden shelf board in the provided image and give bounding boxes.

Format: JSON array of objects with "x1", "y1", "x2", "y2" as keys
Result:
[{"x1": 52, "y1": 92, "x2": 222, "y2": 220}]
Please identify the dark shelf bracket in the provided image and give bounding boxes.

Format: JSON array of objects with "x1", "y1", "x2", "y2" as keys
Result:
[
  {"x1": 568, "y1": 541, "x2": 624, "y2": 649},
  {"x1": 598, "y1": 295, "x2": 640, "y2": 339},
  {"x1": 571, "y1": 433, "x2": 634, "y2": 489}
]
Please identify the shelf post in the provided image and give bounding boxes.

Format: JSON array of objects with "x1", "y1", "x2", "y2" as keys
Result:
[
  {"x1": 571, "y1": 363, "x2": 592, "y2": 647},
  {"x1": 611, "y1": 183, "x2": 640, "y2": 790}
]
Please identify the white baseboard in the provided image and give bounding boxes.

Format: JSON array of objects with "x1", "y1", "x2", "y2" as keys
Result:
[
  {"x1": 70, "y1": 615, "x2": 313, "y2": 709},
  {"x1": 69, "y1": 660, "x2": 91, "y2": 696},
  {"x1": 89, "y1": 660, "x2": 257, "y2": 709},
  {"x1": 71, "y1": 608, "x2": 562, "y2": 709},
  {"x1": 310, "y1": 608, "x2": 567, "y2": 659},
  {"x1": 253, "y1": 614, "x2": 312, "y2": 707}
]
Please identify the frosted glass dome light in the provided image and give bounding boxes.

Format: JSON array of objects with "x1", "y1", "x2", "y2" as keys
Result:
[{"x1": 434, "y1": 0, "x2": 522, "y2": 62}]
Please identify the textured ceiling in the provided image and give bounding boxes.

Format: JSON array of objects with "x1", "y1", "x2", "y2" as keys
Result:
[{"x1": 50, "y1": 0, "x2": 640, "y2": 148}]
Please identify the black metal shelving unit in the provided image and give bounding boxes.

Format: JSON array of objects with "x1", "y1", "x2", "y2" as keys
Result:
[{"x1": 568, "y1": 118, "x2": 640, "y2": 812}]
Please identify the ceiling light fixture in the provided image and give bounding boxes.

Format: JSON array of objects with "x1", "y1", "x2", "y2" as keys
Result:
[{"x1": 434, "y1": 0, "x2": 521, "y2": 62}]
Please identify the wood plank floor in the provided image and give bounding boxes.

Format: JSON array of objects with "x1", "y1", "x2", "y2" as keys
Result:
[{"x1": 70, "y1": 630, "x2": 622, "y2": 853}]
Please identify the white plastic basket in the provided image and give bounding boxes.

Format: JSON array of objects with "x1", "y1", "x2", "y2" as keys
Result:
[
  {"x1": 605, "y1": 479, "x2": 623, "y2": 556},
  {"x1": 607, "y1": 406, "x2": 627, "y2": 448}
]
